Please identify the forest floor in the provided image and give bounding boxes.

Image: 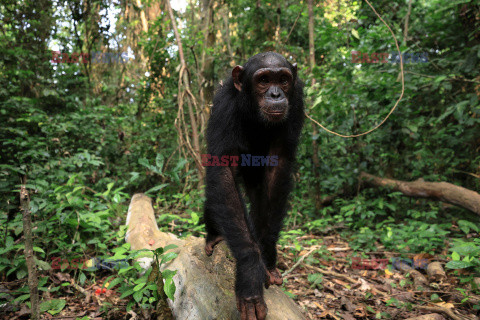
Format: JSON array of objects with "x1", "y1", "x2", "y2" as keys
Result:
[
  {"x1": 279, "y1": 233, "x2": 480, "y2": 320},
  {"x1": 2, "y1": 232, "x2": 479, "y2": 320}
]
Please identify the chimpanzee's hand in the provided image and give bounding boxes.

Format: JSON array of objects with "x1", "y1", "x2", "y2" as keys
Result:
[
  {"x1": 265, "y1": 268, "x2": 283, "y2": 288},
  {"x1": 236, "y1": 295, "x2": 267, "y2": 320},
  {"x1": 235, "y1": 256, "x2": 268, "y2": 320}
]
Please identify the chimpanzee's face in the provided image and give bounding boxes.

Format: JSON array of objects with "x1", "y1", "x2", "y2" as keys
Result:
[
  {"x1": 251, "y1": 66, "x2": 294, "y2": 122},
  {"x1": 232, "y1": 53, "x2": 297, "y2": 123}
]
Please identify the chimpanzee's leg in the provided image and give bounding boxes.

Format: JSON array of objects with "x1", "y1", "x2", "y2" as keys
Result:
[
  {"x1": 204, "y1": 204, "x2": 224, "y2": 256},
  {"x1": 204, "y1": 209, "x2": 224, "y2": 256},
  {"x1": 205, "y1": 166, "x2": 267, "y2": 320}
]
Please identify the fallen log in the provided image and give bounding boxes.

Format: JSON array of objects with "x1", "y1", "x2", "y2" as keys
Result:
[
  {"x1": 359, "y1": 172, "x2": 480, "y2": 216},
  {"x1": 125, "y1": 193, "x2": 306, "y2": 320}
]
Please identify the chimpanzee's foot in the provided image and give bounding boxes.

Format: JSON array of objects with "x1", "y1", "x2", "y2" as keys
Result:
[
  {"x1": 205, "y1": 235, "x2": 224, "y2": 256},
  {"x1": 236, "y1": 295, "x2": 267, "y2": 320},
  {"x1": 265, "y1": 268, "x2": 283, "y2": 288}
]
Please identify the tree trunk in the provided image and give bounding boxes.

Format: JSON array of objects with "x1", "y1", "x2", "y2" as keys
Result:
[
  {"x1": 136, "y1": 0, "x2": 149, "y2": 33},
  {"x1": 165, "y1": 0, "x2": 205, "y2": 185},
  {"x1": 308, "y1": 0, "x2": 322, "y2": 213},
  {"x1": 125, "y1": 194, "x2": 306, "y2": 320},
  {"x1": 222, "y1": 4, "x2": 233, "y2": 62},
  {"x1": 20, "y1": 180, "x2": 39, "y2": 319},
  {"x1": 359, "y1": 172, "x2": 480, "y2": 215},
  {"x1": 201, "y1": 0, "x2": 215, "y2": 108}
]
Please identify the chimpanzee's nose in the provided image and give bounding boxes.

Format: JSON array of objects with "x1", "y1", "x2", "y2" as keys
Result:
[{"x1": 270, "y1": 87, "x2": 281, "y2": 99}]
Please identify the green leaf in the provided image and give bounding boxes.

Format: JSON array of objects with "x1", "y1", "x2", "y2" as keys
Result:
[
  {"x1": 452, "y1": 251, "x2": 460, "y2": 261},
  {"x1": 79, "y1": 272, "x2": 87, "y2": 285},
  {"x1": 164, "y1": 276, "x2": 176, "y2": 301},
  {"x1": 13, "y1": 294, "x2": 30, "y2": 304},
  {"x1": 160, "y1": 252, "x2": 178, "y2": 264},
  {"x1": 112, "y1": 247, "x2": 128, "y2": 255},
  {"x1": 133, "y1": 290, "x2": 143, "y2": 303},
  {"x1": 102, "y1": 275, "x2": 115, "y2": 288},
  {"x1": 119, "y1": 289, "x2": 135, "y2": 299},
  {"x1": 162, "y1": 269, "x2": 177, "y2": 280},
  {"x1": 445, "y1": 260, "x2": 474, "y2": 269},
  {"x1": 16, "y1": 268, "x2": 27, "y2": 280},
  {"x1": 458, "y1": 220, "x2": 479, "y2": 234},
  {"x1": 107, "y1": 277, "x2": 124, "y2": 289},
  {"x1": 155, "y1": 153, "x2": 164, "y2": 170},
  {"x1": 283, "y1": 290, "x2": 296, "y2": 299},
  {"x1": 307, "y1": 273, "x2": 323, "y2": 287},
  {"x1": 190, "y1": 212, "x2": 199, "y2": 225},
  {"x1": 451, "y1": 244, "x2": 479, "y2": 256},
  {"x1": 146, "y1": 183, "x2": 169, "y2": 195},
  {"x1": 146, "y1": 284, "x2": 158, "y2": 291},
  {"x1": 35, "y1": 259, "x2": 52, "y2": 271},
  {"x1": 312, "y1": 95, "x2": 322, "y2": 108},
  {"x1": 102, "y1": 182, "x2": 115, "y2": 197},
  {"x1": 163, "y1": 244, "x2": 178, "y2": 252},
  {"x1": 133, "y1": 283, "x2": 145, "y2": 291},
  {"x1": 430, "y1": 294, "x2": 440, "y2": 301},
  {"x1": 366, "y1": 305, "x2": 375, "y2": 313},
  {"x1": 118, "y1": 266, "x2": 133, "y2": 275},
  {"x1": 351, "y1": 29, "x2": 360, "y2": 39},
  {"x1": 40, "y1": 299, "x2": 66, "y2": 315},
  {"x1": 33, "y1": 247, "x2": 45, "y2": 254}
]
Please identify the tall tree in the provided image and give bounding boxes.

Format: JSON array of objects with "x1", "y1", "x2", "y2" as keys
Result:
[
  {"x1": 201, "y1": 0, "x2": 216, "y2": 109},
  {"x1": 165, "y1": 0, "x2": 205, "y2": 185},
  {"x1": 308, "y1": 0, "x2": 322, "y2": 212}
]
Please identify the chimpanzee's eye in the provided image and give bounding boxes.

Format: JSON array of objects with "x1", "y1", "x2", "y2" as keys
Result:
[
  {"x1": 260, "y1": 76, "x2": 269, "y2": 84},
  {"x1": 281, "y1": 76, "x2": 288, "y2": 85}
]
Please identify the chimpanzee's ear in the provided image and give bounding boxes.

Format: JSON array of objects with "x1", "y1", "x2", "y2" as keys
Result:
[
  {"x1": 232, "y1": 66, "x2": 244, "y2": 92},
  {"x1": 292, "y1": 63, "x2": 298, "y2": 80}
]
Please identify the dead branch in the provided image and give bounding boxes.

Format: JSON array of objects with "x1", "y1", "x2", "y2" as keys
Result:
[
  {"x1": 413, "y1": 305, "x2": 473, "y2": 320},
  {"x1": 360, "y1": 172, "x2": 480, "y2": 215},
  {"x1": 405, "y1": 314, "x2": 446, "y2": 320}
]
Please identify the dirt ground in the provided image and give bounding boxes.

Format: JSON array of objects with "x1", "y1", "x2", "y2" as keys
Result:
[
  {"x1": 278, "y1": 234, "x2": 480, "y2": 320},
  {"x1": 1, "y1": 232, "x2": 479, "y2": 320}
]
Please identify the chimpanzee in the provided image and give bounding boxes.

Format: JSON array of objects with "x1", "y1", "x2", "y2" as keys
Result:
[{"x1": 204, "y1": 52, "x2": 304, "y2": 320}]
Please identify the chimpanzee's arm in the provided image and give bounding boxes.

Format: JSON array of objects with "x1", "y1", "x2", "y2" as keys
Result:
[{"x1": 204, "y1": 164, "x2": 268, "y2": 319}]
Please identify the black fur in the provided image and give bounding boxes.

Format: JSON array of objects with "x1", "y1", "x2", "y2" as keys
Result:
[{"x1": 204, "y1": 52, "x2": 304, "y2": 318}]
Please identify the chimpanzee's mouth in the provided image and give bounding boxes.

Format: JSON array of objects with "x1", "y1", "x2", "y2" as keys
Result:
[{"x1": 262, "y1": 110, "x2": 288, "y2": 123}]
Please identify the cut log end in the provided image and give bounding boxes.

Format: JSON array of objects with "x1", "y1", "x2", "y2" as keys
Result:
[{"x1": 426, "y1": 262, "x2": 446, "y2": 282}]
